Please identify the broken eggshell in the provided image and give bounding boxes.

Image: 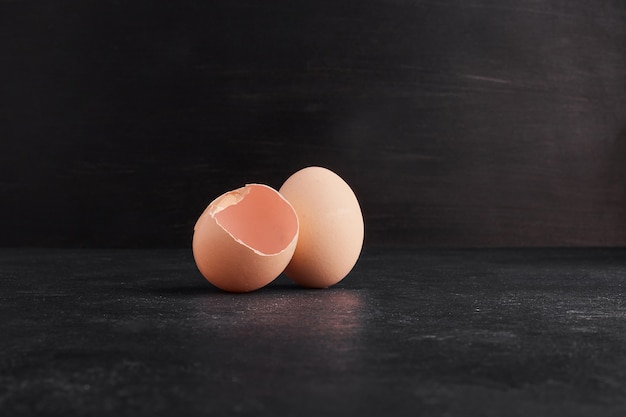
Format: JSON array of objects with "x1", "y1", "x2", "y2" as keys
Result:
[{"x1": 192, "y1": 184, "x2": 299, "y2": 292}]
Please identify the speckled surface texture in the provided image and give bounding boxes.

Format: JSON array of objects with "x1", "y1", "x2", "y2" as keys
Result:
[{"x1": 2, "y1": 248, "x2": 626, "y2": 416}]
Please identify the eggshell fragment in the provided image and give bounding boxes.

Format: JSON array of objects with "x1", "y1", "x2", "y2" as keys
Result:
[
  {"x1": 192, "y1": 184, "x2": 299, "y2": 292},
  {"x1": 279, "y1": 166, "x2": 364, "y2": 288}
]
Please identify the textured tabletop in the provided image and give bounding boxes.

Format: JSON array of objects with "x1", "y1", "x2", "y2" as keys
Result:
[{"x1": 2, "y1": 247, "x2": 626, "y2": 416}]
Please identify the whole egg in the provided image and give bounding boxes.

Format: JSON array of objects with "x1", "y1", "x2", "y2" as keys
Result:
[{"x1": 279, "y1": 166, "x2": 364, "y2": 288}]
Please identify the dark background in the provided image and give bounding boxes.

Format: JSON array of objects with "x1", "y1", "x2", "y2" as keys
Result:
[{"x1": 2, "y1": 0, "x2": 625, "y2": 248}]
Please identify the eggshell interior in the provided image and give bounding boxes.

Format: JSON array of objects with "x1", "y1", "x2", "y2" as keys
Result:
[{"x1": 213, "y1": 185, "x2": 299, "y2": 255}]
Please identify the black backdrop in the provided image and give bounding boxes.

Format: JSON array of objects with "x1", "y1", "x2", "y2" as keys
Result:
[{"x1": 2, "y1": 0, "x2": 626, "y2": 248}]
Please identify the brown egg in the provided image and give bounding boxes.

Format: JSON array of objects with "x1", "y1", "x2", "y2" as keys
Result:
[
  {"x1": 279, "y1": 167, "x2": 364, "y2": 288},
  {"x1": 192, "y1": 184, "x2": 299, "y2": 292}
]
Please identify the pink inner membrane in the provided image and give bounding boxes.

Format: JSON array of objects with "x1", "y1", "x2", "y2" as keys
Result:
[{"x1": 214, "y1": 185, "x2": 298, "y2": 254}]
